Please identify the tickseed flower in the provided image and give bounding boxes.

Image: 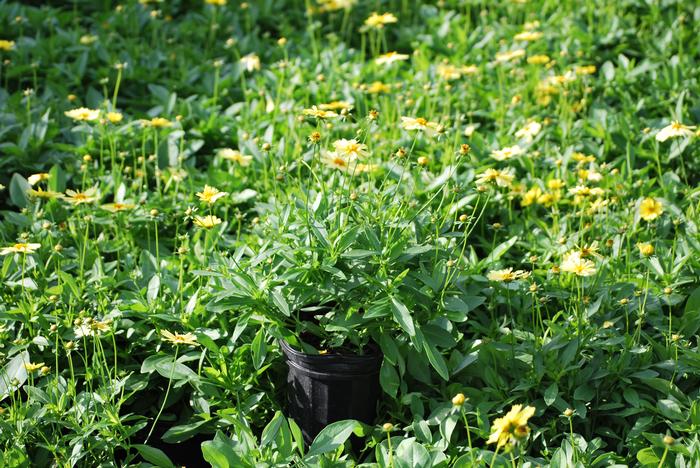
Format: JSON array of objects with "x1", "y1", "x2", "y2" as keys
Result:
[
  {"x1": 521, "y1": 186, "x2": 543, "y2": 207},
  {"x1": 106, "y1": 112, "x2": 123, "y2": 123},
  {"x1": 27, "y1": 173, "x2": 50, "y2": 186},
  {"x1": 495, "y1": 49, "x2": 525, "y2": 63},
  {"x1": 196, "y1": 185, "x2": 228, "y2": 205},
  {"x1": 27, "y1": 187, "x2": 63, "y2": 200},
  {"x1": 0, "y1": 40, "x2": 15, "y2": 51},
  {"x1": 527, "y1": 54, "x2": 550, "y2": 65},
  {"x1": 514, "y1": 31, "x2": 543, "y2": 41},
  {"x1": 487, "y1": 268, "x2": 531, "y2": 282},
  {"x1": 332, "y1": 138, "x2": 369, "y2": 159},
  {"x1": 476, "y1": 168, "x2": 515, "y2": 187},
  {"x1": 637, "y1": 242, "x2": 654, "y2": 257},
  {"x1": 436, "y1": 63, "x2": 478, "y2": 80},
  {"x1": 382, "y1": 423, "x2": 394, "y2": 432},
  {"x1": 193, "y1": 215, "x2": 222, "y2": 229},
  {"x1": 101, "y1": 202, "x2": 135, "y2": 212},
  {"x1": 319, "y1": 101, "x2": 352, "y2": 111},
  {"x1": 1, "y1": 243, "x2": 41, "y2": 255},
  {"x1": 64, "y1": 188, "x2": 99, "y2": 205},
  {"x1": 366, "y1": 81, "x2": 391, "y2": 94},
  {"x1": 79, "y1": 34, "x2": 98, "y2": 45},
  {"x1": 316, "y1": 0, "x2": 357, "y2": 12},
  {"x1": 491, "y1": 145, "x2": 524, "y2": 161},
  {"x1": 401, "y1": 116, "x2": 440, "y2": 135},
  {"x1": 560, "y1": 251, "x2": 597, "y2": 276},
  {"x1": 240, "y1": 53, "x2": 261, "y2": 72},
  {"x1": 639, "y1": 197, "x2": 663, "y2": 221},
  {"x1": 24, "y1": 362, "x2": 45, "y2": 372},
  {"x1": 219, "y1": 148, "x2": 253, "y2": 166},
  {"x1": 487, "y1": 404, "x2": 536, "y2": 450},
  {"x1": 205, "y1": 0, "x2": 227, "y2": 5},
  {"x1": 142, "y1": 117, "x2": 172, "y2": 128},
  {"x1": 656, "y1": 121, "x2": 695, "y2": 142},
  {"x1": 515, "y1": 121, "x2": 542, "y2": 142},
  {"x1": 65, "y1": 107, "x2": 100, "y2": 122},
  {"x1": 160, "y1": 329, "x2": 198, "y2": 346},
  {"x1": 363, "y1": 12, "x2": 398, "y2": 29},
  {"x1": 375, "y1": 51, "x2": 409, "y2": 66},
  {"x1": 321, "y1": 153, "x2": 354, "y2": 172},
  {"x1": 303, "y1": 106, "x2": 338, "y2": 119}
]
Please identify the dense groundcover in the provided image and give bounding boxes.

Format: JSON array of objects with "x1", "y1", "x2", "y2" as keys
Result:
[{"x1": 1, "y1": 0, "x2": 700, "y2": 466}]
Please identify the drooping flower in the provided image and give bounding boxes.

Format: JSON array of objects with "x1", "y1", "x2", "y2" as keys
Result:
[
  {"x1": 487, "y1": 404, "x2": 536, "y2": 450},
  {"x1": 27, "y1": 187, "x2": 64, "y2": 200},
  {"x1": 65, "y1": 107, "x2": 100, "y2": 122},
  {"x1": 639, "y1": 197, "x2": 663, "y2": 221},
  {"x1": 64, "y1": 188, "x2": 99, "y2": 205},
  {"x1": 0, "y1": 243, "x2": 41, "y2": 255},
  {"x1": 196, "y1": 185, "x2": 228, "y2": 205},
  {"x1": 487, "y1": 268, "x2": 531, "y2": 282},
  {"x1": 193, "y1": 215, "x2": 222, "y2": 229},
  {"x1": 240, "y1": 53, "x2": 261, "y2": 72},
  {"x1": 219, "y1": 148, "x2": 253, "y2": 166},
  {"x1": 656, "y1": 121, "x2": 695, "y2": 142},
  {"x1": 375, "y1": 51, "x2": 409, "y2": 66},
  {"x1": 24, "y1": 362, "x2": 45, "y2": 372},
  {"x1": 560, "y1": 251, "x2": 597, "y2": 276},
  {"x1": 160, "y1": 329, "x2": 198, "y2": 346}
]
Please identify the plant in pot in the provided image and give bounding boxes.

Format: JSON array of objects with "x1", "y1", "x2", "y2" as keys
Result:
[{"x1": 208, "y1": 126, "x2": 488, "y2": 443}]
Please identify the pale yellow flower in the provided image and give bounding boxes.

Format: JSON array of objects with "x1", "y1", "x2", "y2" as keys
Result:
[
  {"x1": 79, "y1": 35, "x2": 98, "y2": 45},
  {"x1": 487, "y1": 268, "x2": 531, "y2": 282},
  {"x1": 27, "y1": 187, "x2": 64, "y2": 200},
  {"x1": 160, "y1": 329, "x2": 198, "y2": 346},
  {"x1": 0, "y1": 243, "x2": 41, "y2": 255},
  {"x1": 656, "y1": 121, "x2": 695, "y2": 142},
  {"x1": 193, "y1": 215, "x2": 222, "y2": 229},
  {"x1": 491, "y1": 145, "x2": 524, "y2": 161},
  {"x1": 219, "y1": 148, "x2": 253, "y2": 166},
  {"x1": 27, "y1": 173, "x2": 50, "y2": 186},
  {"x1": 319, "y1": 101, "x2": 352, "y2": 111},
  {"x1": 303, "y1": 106, "x2": 339, "y2": 119},
  {"x1": 142, "y1": 117, "x2": 172, "y2": 128},
  {"x1": 375, "y1": 51, "x2": 409, "y2": 66},
  {"x1": 24, "y1": 362, "x2": 45, "y2": 372},
  {"x1": 515, "y1": 121, "x2": 541, "y2": 142},
  {"x1": 205, "y1": 0, "x2": 226, "y2": 5},
  {"x1": 196, "y1": 185, "x2": 228, "y2": 205},
  {"x1": 106, "y1": 112, "x2": 123, "y2": 123},
  {"x1": 364, "y1": 12, "x2": 398, "y2": 29},
  {"x1": 514, "y1": 31, "x2": 543, "y2": 41},
  {"x1": 366, "y1": 81, "x2": 391, "y2": 94},
  {"x1": 527, "y1": 54, "x2": 550, "y2": 65},
  {"x1": 401, "y1": 116, "x2": 440, "y2": 135},
  {"x1": 495, "y1": 49, "x2": 525, "y2": 63},
  {"x1": 560, "y1": 251, "x2": 596, "y2": 276},
  {"x1": 65, "y1": 107, "x2": 100, "y2": 122},
  {"x1": 476, "y1": 168, "x2": 515, "y2": 187},
  {"x1": 100, "y1": 202, "x2": 135, "y2": 212},
  {"x1": 64, "y1": 187, "x2": 99, "y2": 205},
  {"x1": 333, "y1": 138, "x2": 369, "y2": 159},
  {"x1": 240, "y1": 53, "x2": 261, "y2": 72}
]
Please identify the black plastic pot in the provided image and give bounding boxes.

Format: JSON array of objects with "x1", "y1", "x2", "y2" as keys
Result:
[{"x1": 280, "y1": 340, "x2": 382, "y2": 444}]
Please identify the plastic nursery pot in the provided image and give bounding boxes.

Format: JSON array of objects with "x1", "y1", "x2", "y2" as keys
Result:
[{"x1": 280, "y1": 339, "x2": 382, "y2": 444}]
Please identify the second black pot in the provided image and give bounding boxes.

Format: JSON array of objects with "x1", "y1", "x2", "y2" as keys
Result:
[{"x1": 280, "y1": 340, "x2": 382, "y2": 444}]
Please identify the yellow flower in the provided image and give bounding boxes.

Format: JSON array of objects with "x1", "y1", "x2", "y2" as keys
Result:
[
  {"x1": 560, "y1": 251, "x2": 597, "y2": 276},
  {"x1": 303, "y1": 106, "x2": 339, "y2": 119},
  {"x1": 401, "y1": 116, "x2": 440, "y2": 135},
  {"x1": 1, "y1": 243, "x2": 41, "y2": 255},
  {"x1": 656, "y1": 121, "x2": 696, "y2": 142},
  {"x1": 333, "y1": 138, "x2": 369, "y2": 159},
  {"x1": 196, "y1": 185, "x2": 228, "y2": 205},
  {"x1": 106, "y1": 112, "x2": 123, "y2": 123},
  {"x1": 240, "y1": 53, "x2": 261, "y2": 72},
  {"x1": 316, "y1": 0, "x2": 357, "y2": 13},
  {"x1": 205, "y1": 0, "x2": 226, "y2": 5},
  {"x1": 521, "y1": 186, "x2": 543, "y2": 207},
  {"x1": 547, "y1": 179, "x2": 564, "y2": 190},
  {"x1": 487, "y1": 268, "x2": 531, "y2": 282},
  {"x1": 142, "y1": 117, "x2": 172, "y2": 128},
  {"x1": 527, "y1": 54, "x2": 550, "y2": 65},
  {"x1": 639, "y1": 197, "x2": 663, "y2": 221},
  {"x1": 319, "y1": 101, "x2": 352, "y2": 111},
  {"x1": 24, "y1": 362, "x2": 45, "y2": 372},
  {"x1": 79, "y1": 34, "x2": 98, "y2": 45},
  {"x1": 436, "y1": 64, "x2": 478, "y2": 80},
  {"x1": 0, "y1": 40, "x2": 15, "y2": 51},
  {"x1": 452, "y1": 393, "x2": 466, "y2": 406},
  {"x1": 219, "y1": 148, "x2": 253, "y2": 166},
  {"x1": 27, "y1": 187, "x2": 64, "y2": 200},
  {"x1": 487, "y1": 404, "x2": 536, "y2": 450},
  {"x1": 101, "y1": 202, "x2": 135, "y2": 212},
  {"x1": 491, "y1": 145, "x2": 524, "y2": 161},
  {"x1": 160, "y1": 329, "x2": 198, "y2": 346},
  {"x1": 514, "y1": 31, "x2": 543, "y2": 41},
  {"x1": 637, "y1": 243, "x2": 654, "y2": 257},
  {"x1": 366, "y1": 81, "x2": 391, "y2": 94},
  {"x1": 495, "y1": 49, "x2": 525, "y2": 63},
  {"x1": 193, "y1": 215, "x2": 222, "y2": 229},
  {"x1": 65, "y1": 107, "x2": 100, "y2": 122},
  {"x1": 27, "y1": 173, "x2": 50, "y2": 186},
  {"x1": 515, "y1": 121, "x2": 541, "y2": 142},
  {"x1": 322, "y1": 153, "x2": 354, "y2": 172},
  {"x1": 64, "y1": 187, "x2": 99, "y2": 205},
  {"x1": 574, "y1": 65, "x2": 597, "y2": 75},
  {"x1": 364, "y1": 12, "x2": 398, "y2": 29},
  {"x1": 375, "y1": 51, "x2": 410, "y2": 66},
  {"x1": 476, "y1": 168, "x2": 515, "y2": 187}
]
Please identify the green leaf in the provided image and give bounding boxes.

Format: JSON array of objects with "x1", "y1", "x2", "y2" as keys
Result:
[
  {"x1": 481, "y1": 236, "x2": 518, "y2": 265},
  {"x1": 201, "y1": 431, "x2": 247, "y2": 468},
  {"x1": 270, "y1": 289, "x2": 290, "y2": 316},
  {"x1": 307, "y1": 420, "x2": 359, "y2": 457},
  {"x1": 251, "y1": 328, "x2": 267, "y2": 370},
  {"x1": 636, "y1": 447, "x2": 660, "y2": 466},
  {"x1": 261, "y1": 411, "x2": 285, "y2": 447},
  {"x1": 681, "y1": 287, "x2": 700, "y2": 336},
  {"x1": 656, "y1": 399, "x2": 683, "y2": 421},
  {"x1": 162, "y1": 419, "x2": 210, "y2": 443},
  {"x1": 9, "y1": 173, "x2": 29, "y2": 208},
  {"x1": 147, "y1": 275, "x2": 160, "y2": 303},
  {"x1": 394, "y1": 439, "x2": 431, "y2": 468},
  {"x1": 132, "y1": 444, "x2": 176, "y2": 468},
  {"x1": 0, "y1": 351, "x2": 30, "y2": 401},
  {"x1": 390, "y1": 296, "x2": 415, "y2": 336},
  {"x1": 422, "y1": 340, "x2": 449, "y2": 381},
  {"x1": 544, "y1": 382, "x2": 558, "y2": 406},
  {"x1": 380, "y1": 361, "x2": 399, "y2": 398}
]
